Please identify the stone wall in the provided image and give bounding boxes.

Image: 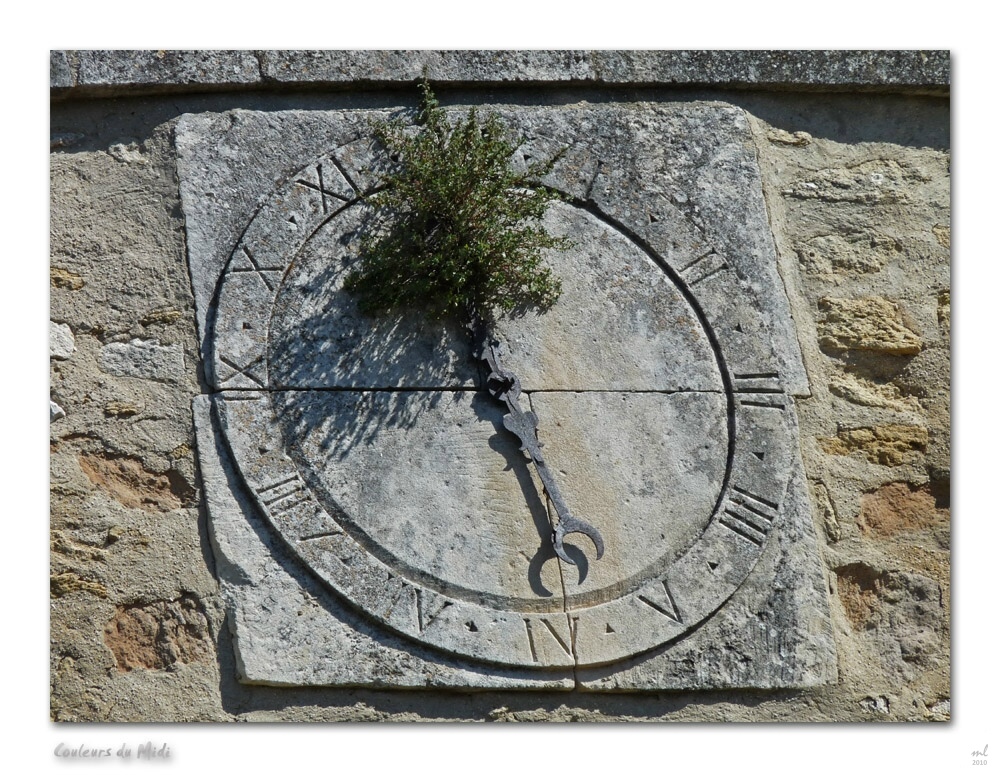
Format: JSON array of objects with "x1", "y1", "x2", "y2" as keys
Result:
[{"x1": 49, "y1": 51, "x2": 950, "y2": 722}]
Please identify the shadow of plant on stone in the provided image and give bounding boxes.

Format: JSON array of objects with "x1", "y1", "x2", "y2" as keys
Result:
[
  {"x1": 267, "y1": 201, "x2": 478, "y2": 455},
  {"x1": 269, "y1": 204, "x2": 475, "y2": 381}
]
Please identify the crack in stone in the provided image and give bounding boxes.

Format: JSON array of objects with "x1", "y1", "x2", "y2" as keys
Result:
[{"x1": 208, "y1": 386, "x2": 730, "y2": 395}]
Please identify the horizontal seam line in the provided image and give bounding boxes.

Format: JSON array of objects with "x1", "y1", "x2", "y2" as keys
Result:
[{"x1": 211, "y1": 386, "x2": 730, "y2": 394}]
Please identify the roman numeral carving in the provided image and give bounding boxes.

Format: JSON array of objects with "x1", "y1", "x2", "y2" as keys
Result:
[
  {"x1": 229, "y1": 245, "x2": 283, "y2": 292},
  {"x1": 220, "y1": 391, "x2": 263, "y2": 402},
  {"x1": 733, "y1": 372, "x2": 786, "y2": 410},
  {"x1": 381, "y1": 572, "x2": 415, "y2": 622},
  {"x1": 295, "y1": 162, "x2": 352, "y2": 214},
  {"x1": 637, "y1": 577, "x2": 683, "y2": 623},
  {"x1": 254, "y1": 474, "x2": 310, "y2": 515},
  {"x1": 218, "y1": 353, "x2": 265, "y2": 388},
  {"x1": 678, "y1": 250, "x2": 728, "y2": 287},
  {"x1": 523, "y1": 616, "x2": 578, "y2": 662},
  {"x1": 298, "y1": 529, "x2": 344, "y2": 541},
  {"x1": 415, "y1": 589, "x2": 452, "y2": 633},
  {"x1": 373, "y1": 575, "x2": 454, "y2": 634},
  {"x1": 719, "y1": 485, "x2": 779, "y2": 546}
]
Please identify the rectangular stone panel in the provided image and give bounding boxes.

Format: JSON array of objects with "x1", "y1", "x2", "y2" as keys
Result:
[{"x1": 181, "y1": 99, "x2": 835, "y2": 690}]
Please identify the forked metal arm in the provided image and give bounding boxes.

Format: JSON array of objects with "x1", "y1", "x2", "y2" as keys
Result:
[{"x1": 473, "y1": 325, "x2": 605, "y2": 568}]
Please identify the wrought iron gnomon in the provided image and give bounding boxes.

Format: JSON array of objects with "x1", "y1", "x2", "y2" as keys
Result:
[{"x1": 471, "y1": 321, "x2": 605, "y2": 570}]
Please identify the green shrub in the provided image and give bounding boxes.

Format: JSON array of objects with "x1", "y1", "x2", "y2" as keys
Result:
[{"x1": 345, "y1": 79, "x2": 569, "y2": 327}]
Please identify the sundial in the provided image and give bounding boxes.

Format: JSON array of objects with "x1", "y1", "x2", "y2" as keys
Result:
[{"x1": 179, "y1": 102, "x2": 836, "y2": 689}]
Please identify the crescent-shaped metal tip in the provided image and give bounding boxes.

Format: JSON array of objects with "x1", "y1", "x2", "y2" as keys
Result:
[{"x1": 552, "y1": 519, "x2": 605, "y2": 566}]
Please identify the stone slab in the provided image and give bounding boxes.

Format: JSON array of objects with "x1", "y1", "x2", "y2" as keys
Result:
[
  {"x1": 53, "y1": 50, "x2": 950, "y2": 96},
  {"x1": 262, "y1": 50, "x2": 949, "y2": 92},
  {"x1": 65, "y1": 50, "x2": 260, "y2": 92},
  {"x1": 180, "y1": 99, "x2": 836, "y2": 687},
  {"x1": 193, "y1": 395, "x2": 575, "y2": 689}
]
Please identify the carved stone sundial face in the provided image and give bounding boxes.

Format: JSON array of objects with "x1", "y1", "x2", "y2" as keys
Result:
[{"x1": 180, "y1": 104, "x2": 836, "y2": 688}]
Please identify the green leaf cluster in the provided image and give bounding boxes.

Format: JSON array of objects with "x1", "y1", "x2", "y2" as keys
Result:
[{"x1": 345, "y1": 80, "x2": 569, "y2": 325}]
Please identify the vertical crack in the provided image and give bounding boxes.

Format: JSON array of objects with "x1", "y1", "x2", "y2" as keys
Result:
[{"x1": 527, "y1": 390, "x2": 579, "y2": 684}]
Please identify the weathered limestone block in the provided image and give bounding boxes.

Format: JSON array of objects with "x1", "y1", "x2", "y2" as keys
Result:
[
  {"x1": 99, "y1": 339, "x2": 184, "y2": 382},
  {"x1": 818, "y1": 297, "x2": 922, "y2": 355},
  {"x1": 858, "y1": 481, "x2": 949, "y2": 538},
  {"x1": 103, "y1": 595, "x2": 214, "y2": 672},
  {"x1": 785, "y1": 159, "x2": 931, "y2": 205},
  {"x1": 77, "y1": 452, "x2": 193, "y2": 512},
  {"x1": 835, "y1": 563, "x2": 945, "y2": 671},
  {"x1": 75, "y1": 49, "x2": 260, "y2": 88},
  {"x1": 818, "y1": 424, "x2": 929, "y2": 466},
  {"x1": 829, "y1": 372, "x2": 921, "y2": 412},
  {"x1": 795, "y1": 233, "x2": 902, "y2": 276}
]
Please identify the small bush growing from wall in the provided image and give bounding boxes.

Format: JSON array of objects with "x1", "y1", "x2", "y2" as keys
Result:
[{"x1": 345, "y1": 79, "x2": 569, "y2": 328}]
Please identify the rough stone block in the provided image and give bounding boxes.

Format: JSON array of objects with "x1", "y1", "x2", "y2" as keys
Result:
[
  {"x1": 818, "y1": 297, "x2": 922, "y2": 355},
  {"x1": 99, "y1": 339, "x2": 184, "y2": 382},
  {"x1": 50, "y1": 50, "x2": 73, "y2": 88},
  {"x1": 819, "y1": 424, "x2": 929, "y2": 466}
]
